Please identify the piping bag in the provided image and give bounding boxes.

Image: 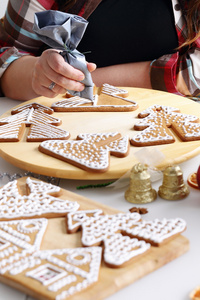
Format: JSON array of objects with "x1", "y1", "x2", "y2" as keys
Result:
[{"x1": 33, "y1": 10, "x2": 94, "y2": 100}]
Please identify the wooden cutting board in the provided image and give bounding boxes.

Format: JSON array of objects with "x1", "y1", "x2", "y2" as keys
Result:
[
  {"x1": 0, "y1": 87, "x2": 200, "y2": 180},
  {"x1": 0, "y1": 177, "x2": 189, "y2": 300}
]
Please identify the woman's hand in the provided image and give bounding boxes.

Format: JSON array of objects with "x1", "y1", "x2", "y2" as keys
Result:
[
  {"x1": 1, "y1": 49, "x2": 96, "y2": 101},
  {"x1": 32, "y1": 49, "x2": 96, "y2": 98}
]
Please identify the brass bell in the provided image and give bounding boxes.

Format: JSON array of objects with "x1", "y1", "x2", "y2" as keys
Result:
[
  {"x1": 158, "y1": 165, "x2": 189, "y2": 200},
  {"x1": 125, "y1": 163, "x2": 157, "y2": 204}
]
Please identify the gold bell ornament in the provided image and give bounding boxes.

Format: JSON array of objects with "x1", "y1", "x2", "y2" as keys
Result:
[
  {"x1": 158, "y1": 165, "x2": 189, "y2": 200},
  {"x1": 125, "y1": 163, "x2": 157, "y2": 204}
]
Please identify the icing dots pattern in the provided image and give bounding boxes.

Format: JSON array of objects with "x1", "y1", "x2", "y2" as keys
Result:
[
  {"x1": 39, "y1": 132, "x2": 129, "y2": 172},
  {"x1": 0, "y1": 177, "x2": 79, "y2": 220},
  {"x1": 66, "y1": 209, "x2": 186, "y2": 267},
  {"x1": 131, "y1": 105, "x2": 200, "y2": 146}
]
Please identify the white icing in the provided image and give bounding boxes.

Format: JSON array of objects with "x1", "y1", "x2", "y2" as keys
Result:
[
  {"x1": 104, "y1": 233, "x2": 150, "y2": 266},
  {"x1": 27, "y1": 123, "x2": 70, "y2": 140},
  {"x1": 26, "y1": 263, "x2": 67, "y2": 286},
  {"x1": 0, "y1": 218, "x2": 48, "y2": 274},
  {"x1": 67, "y1": 210, "x2": 186, "y2": 266},
  {"x1": 133, "y1": 105, "x2": 200, "y2": 145},
  {"x1": 51, "y1": 84, "x2": 138, "y2": 110},
  {"x1": 39, "y1": 140, "x2": 110, "y2": 171},
  {"x1": 0, "y1": 177, "x2": 79, "y2": 219}
]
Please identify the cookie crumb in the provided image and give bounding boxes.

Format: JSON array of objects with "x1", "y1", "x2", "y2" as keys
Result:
[{"x1": 129, "y1": 207, "x2": 148, "y2": 214}]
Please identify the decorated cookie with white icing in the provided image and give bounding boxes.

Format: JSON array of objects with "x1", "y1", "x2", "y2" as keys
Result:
[
  {"x1": 131, "y1": 105, "x2": 200, "y2": 146},
  {"x1": 39, "y1": 132, "x2": 129, "y2": 172},
  {"x1": 131, "y1": 123, "x2": 175, "y2": 146},
  {"x1": 66, "y1": 209, "x2": 186, "y2": 267},
  {"x1": 0, "y1": 106, "x2": 66, "y2": 142},
  {"x1": 77, "y1": 132, "x2": 130, "y2": 157},
  {"x1": 0, "y1": 218, "x2": 48, "y2": 274},
  {"x1": 0, "y1": 122, "x2": 25, "y2": 142},
  {"x1": 27, "y1": 123, "x2": 70, "y2": 142},
  {"x1": 4, "y1": 246, "x2": 102, "y2": 300},
  {"x1": 11, "y1": 102, "x2": 54, "y2": 115},
  {"x1": 39, "y1": 139, "x2": 110, "y2": 173},
  {"x1": 51, "y1": 83, "x2": 138, "y2": 112},
  {"x1": 0, "y1": 108, "x2": 61, "y2": 127},
  {"x1": 0, "y1": 177, "x2": 79, "y2": 220}
]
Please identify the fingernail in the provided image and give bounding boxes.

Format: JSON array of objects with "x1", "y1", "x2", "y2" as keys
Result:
[
  {"x1": 78, "y1": 84, "x2": 85, "y2": 91},
  {"x1": 78, "y1": 74, "x2": 85, "y2": 81}
]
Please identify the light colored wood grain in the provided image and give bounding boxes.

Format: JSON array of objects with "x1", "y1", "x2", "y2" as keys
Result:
[
  {"x1": 0, "y1": 177, "x2": 189, "y2": 300},
  {"x1": 0, "y1": 88, "x2": 199, "y2": 179}
]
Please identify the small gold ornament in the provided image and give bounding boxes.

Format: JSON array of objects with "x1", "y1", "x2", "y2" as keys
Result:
[
  {"x1": 125, "y1": 163, "x2": 157, "y2": 204},
  {"x1": 158, "y1": 165, "x2": 189, "y2": 200}
]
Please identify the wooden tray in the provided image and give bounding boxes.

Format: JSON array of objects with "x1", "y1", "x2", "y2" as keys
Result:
[
  {"x1": 0, "y1": 177, "x2": 189, "y2": 300},
  {"x1": 0, "y1": 87, "x2": 200, "y2": 180}
]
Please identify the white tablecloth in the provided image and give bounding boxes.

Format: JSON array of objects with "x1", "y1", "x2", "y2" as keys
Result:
[{"x1": 0, "y1": 96, "x2": 199, "y2": 300}]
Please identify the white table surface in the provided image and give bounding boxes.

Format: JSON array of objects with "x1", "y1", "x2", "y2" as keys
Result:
[{"x1": 0, "y1": 96, "x2": 199, "y2": 300}]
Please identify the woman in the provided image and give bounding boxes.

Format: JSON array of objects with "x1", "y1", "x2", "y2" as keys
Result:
[{"x1": 0, "y1": 0, "x2": 199, "y2": 101}]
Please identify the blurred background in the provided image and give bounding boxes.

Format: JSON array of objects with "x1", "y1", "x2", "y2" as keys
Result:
[{"x1": 0, "y1": 0, "x2": 8, "y2": 18}]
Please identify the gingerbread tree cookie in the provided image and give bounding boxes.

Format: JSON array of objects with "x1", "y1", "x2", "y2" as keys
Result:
[
  {"x1": 51, "y1": 83, "x2": 138, "y2": 112},
  {"x1": 66, "y1": 209, "x2": 186, "y2": 267},
  {"x1": 0, "y1": 177, "x2": 79, "y2": 220},
  {"x1": 39, "y1": 132, "x2": 129, "y2": 173}
]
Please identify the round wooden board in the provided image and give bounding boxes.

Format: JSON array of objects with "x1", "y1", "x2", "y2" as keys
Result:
[{"x1": 0, "y1": 87, "x2": 200, "y2": 180}]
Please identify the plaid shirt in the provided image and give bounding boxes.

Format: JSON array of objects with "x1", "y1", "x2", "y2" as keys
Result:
[{"x1": 0, "y1": 0, "x2": 200, "y2": 99}]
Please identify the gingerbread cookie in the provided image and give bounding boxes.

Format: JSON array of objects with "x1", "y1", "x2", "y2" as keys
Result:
[
  {"x1": 51, "y1": 83, "x2": 138, "y2": 112},
  {"x1": 27, "y1": 123, "x2": 70, "y2": 142},
  {"x1": 66, "y1": 209, "x2": 186, "y2": 267},
  {"x1": 131, "y1": 105, "x2": 200, "y2": 146},
  {"x1": 0, "y1": 122, "x2": 25, "y2": 142},
  {"x1": 39, "y1": 132, "x2": 129, "y2": 173},
  {"x1": 0, "y1": 177, "x2": 79, "y2": 220},
  {"x1": 0, "y1": 107, "x2": 67, "y2": 142},
  {"x1": 11, "y1": 103, "x2": 54, "y2": 115},
  {"x1": 77, "y1": 132, "x2": 130, "y2": 157},
  {"x1": 4, "y1": 246, "x2": 102, "y2": 300},
  {"x1": 0, "y1": 108, "x2": 62, "y2": 127},
  {"x1": 0, "y1": 215, "x2": 102, "y2": 299},
  {"x1": 0, "y1": 218, "x2": 48, "y2": 274}
]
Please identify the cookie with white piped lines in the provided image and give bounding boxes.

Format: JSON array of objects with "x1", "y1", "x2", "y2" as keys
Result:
[{"x1": 51, "y1": 83, "x2": 138, "y2": 112}]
